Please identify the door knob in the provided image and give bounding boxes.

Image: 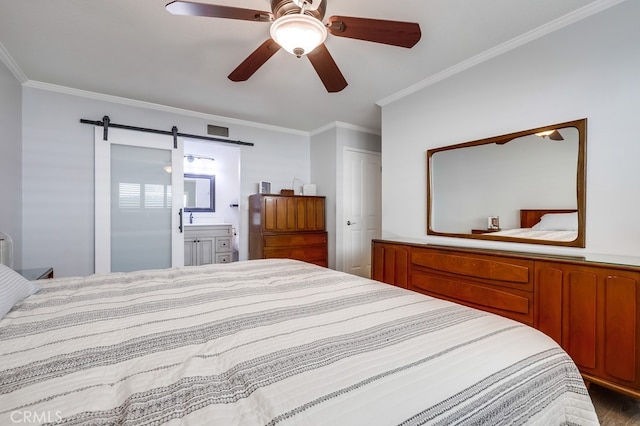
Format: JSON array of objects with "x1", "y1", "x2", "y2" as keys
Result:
[{"x1": 347, "y1": 220, "x2": 356, "y2": 225}]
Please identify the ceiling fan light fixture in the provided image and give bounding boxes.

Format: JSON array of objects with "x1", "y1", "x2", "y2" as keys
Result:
[{"x1": 270, "y1": 14, "x2": 327, "y2": 58}]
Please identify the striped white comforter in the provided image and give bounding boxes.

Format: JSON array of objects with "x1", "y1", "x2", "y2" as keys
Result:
[{"x1": 1, "y1": 259, "x2": 598, "y2": 425}]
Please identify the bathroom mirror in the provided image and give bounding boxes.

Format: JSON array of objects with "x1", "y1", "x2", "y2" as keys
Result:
[
  {"x1": 427, "y1": 118, "x2": 586, "y2": 247},
  {"x1": 184, "y1": 174, "x2": 215, "y2": 212}
]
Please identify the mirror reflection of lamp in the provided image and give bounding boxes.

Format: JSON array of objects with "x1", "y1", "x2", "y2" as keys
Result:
[
  {"x1": 0, "y1": 231, "x2": 13, "y2": 268},
  {"x1": 535, "y1": 129, "x2": 564, "y2": 140}
]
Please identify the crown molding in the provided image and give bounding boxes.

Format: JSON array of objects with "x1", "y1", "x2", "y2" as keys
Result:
[
  {"x1": 0, "y1": 41, "x2": 27, "y2": 83},
  {"x1": 21, "y1": 79, "x2": 381, "y2": 138},
  {"x1": 310, "y1": 121, "x2": 381, "y2": 137},
  {"x1": 377, "y1": 0, "x2": 628, "y2": 107},
  {"x1": 22, "y1": 80, "x2": 310, "y2": 137},
  {"x1": 310, "y1": 122, "x2": 337, "y2": 136}
]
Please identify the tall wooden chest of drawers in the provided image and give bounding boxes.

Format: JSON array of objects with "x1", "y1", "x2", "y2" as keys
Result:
[{"x1": 249, "y1": 194, "x2": 328, "y2": 267}]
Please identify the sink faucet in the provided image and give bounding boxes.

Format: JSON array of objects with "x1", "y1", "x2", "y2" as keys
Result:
[{"x1": 189, "y1": 212, "x2": 193, "y2": 224}]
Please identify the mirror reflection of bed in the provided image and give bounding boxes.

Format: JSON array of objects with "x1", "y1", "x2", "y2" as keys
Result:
[{"x1": 475, "y1": 209, "x2": 578, "y2": 242}]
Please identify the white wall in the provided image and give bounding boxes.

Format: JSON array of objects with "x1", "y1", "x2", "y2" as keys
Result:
[
  {"x1": 311, "y1": 123, "x2": 381, "y2": 270},
  {"x1": 21, "y1": 86, "x2": 309, "y2": 277},
  {"x1": 183, "y1": 140, "x2": 240, "y2": 222},
  {"x1": 0, "y1": 61, "x2": 22, "y2": 267},
  {"x1": 310, "y1": 126, "x2": 337, "y2": 268},
  {"x1": 381, "y1": 0, "x2": 640, "y2": 257}
]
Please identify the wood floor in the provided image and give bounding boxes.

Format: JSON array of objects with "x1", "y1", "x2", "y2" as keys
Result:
[{"x1": 589, "y1": 384, "x2": 640, "y2": 425}]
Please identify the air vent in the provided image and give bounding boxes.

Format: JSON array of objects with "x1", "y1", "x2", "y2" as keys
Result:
[{"x1": 207, "y1": 125, "x2": 229, "y2": 137}]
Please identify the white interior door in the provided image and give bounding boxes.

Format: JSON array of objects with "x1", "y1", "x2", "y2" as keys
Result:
[
  {"x1": 95, "y1": 127, "x2": 184, "y2": 273},
  {"x1": 343, "y1": 148, "x2": 382, "y2": 278}
]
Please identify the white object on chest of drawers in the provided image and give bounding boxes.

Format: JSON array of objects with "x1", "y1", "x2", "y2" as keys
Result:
[{"x1": 184, "y1": 224, "x2": 233, "y2": 266}]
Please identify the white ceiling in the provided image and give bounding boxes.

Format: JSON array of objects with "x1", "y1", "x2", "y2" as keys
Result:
[{"x1": 0, "y1": 0, "x2": 619, "y2": 133}]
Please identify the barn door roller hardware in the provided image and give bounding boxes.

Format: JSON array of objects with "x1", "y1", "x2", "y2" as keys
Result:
[{"x1": 80, "y1": 115, "x2": 254, "y2": 148}]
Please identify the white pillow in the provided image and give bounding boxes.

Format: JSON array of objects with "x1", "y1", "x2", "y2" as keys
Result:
[
  {"x1": 532, "y1": 212, "x2": 578, "y2": 231},
  {"x1": 0, "y1": 264, "x2": 42, "y2": 320}
]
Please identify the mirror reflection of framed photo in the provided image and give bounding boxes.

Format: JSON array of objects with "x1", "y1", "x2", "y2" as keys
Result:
[
  {"x1": 259, "y1": 181, "x2": 271, "y2": 194},
  {"x1": 488, "y1": 216, "x2": 500, "y2": 230}
]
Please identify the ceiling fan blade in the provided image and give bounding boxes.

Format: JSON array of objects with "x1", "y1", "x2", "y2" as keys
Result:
[
  {"x1": 166, "y1": 1, "x2": 273, "y2": 22},
  {"x1": 326, "y1": 16, "x2": 421, "y2": 48},
  {"x1": 228, "y1": 39, "x2": 281, "y2": 82},
  {"x1": 307, "y1": 44, "x2": 348, "y2": 93}
]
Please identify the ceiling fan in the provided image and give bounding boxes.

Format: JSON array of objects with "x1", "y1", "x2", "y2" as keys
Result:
[{"x1": 165, "y1": 0, "x2": 422, "y2": 93}]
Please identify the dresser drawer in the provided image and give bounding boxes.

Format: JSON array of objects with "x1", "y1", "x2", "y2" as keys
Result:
[
  {"x1": 410, "y1": 271, "x2": 533, "y2": 325},
  {"x1": 264, "y1": 245, "x2": 326, "y2": 260},
  {"x1": 411, "y1": 250, "x2": 534, "y2": 291},
  {"x1": 263, "y1": 233, "x2": 327, "y2": 247},
  {"x1": 216, "y1": 253, "x2": 232, "y2": 264},
  {"x1": 216, "y1": 237, "x2": 232, "y2": 252}
]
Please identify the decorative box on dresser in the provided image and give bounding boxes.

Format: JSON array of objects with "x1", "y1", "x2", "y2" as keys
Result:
[
  {"x1": 372, "y1": 239, "x2": 640, "y2": 399},
  {"x1": 184, "y1": 224, "x2": 233, "y2": 266},
  {"x1": 249, "y1": 194, "x2": 328, "y2": 267}
]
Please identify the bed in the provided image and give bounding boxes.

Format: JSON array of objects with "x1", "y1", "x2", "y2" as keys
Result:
[
  {"x1": 1, "y1": 259, "x2": 598, "y2": 425},
  {"x1": 485, "y1": 209, "x2": 578, "y2": 242}
]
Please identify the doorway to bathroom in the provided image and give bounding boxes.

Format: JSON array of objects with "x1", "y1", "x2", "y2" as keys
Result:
[{"x1": 183, "y1": 139, "x2": 241, "y2": 261}]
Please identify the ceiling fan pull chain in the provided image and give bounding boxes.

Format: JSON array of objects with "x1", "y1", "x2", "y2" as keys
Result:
[
  {"x1": 299, "y1": 1, "x2": 310, "y2": 15},
  {"x1": 293, "y1": 0, "x2": 316, "y2": 12}
]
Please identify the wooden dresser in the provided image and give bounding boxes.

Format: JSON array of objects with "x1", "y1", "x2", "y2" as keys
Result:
[
  {"x1": 372, "y1": 239, "x2": 640, "y2": 398},
  {"x1": 249, "y1": 194, "x2": 328, "y2": 267}
]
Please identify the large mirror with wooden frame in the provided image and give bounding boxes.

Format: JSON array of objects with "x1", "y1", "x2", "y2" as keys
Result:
[{"x1": 427, "y1": 118, "x2": 586, "y2": 247}]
